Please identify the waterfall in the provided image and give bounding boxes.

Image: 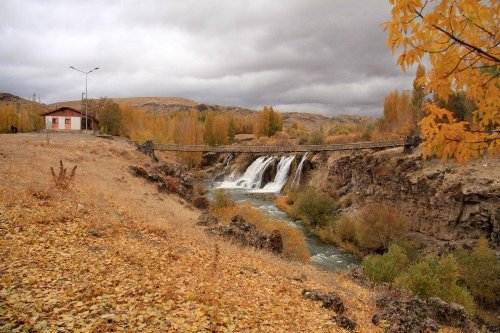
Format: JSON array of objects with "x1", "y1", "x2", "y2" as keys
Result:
[
  {"x1": 292, "y1": 152, "x2": 308, "y2": 188},
  {"x1": 259, "y1": 156, "x2": 295, "y2": 193},
  {"x1": 212, "y1": 154, "x2": 233, "y2": 181},
  {"x1": 219, "y1": 155, "x2": 275, "y2": 189}
]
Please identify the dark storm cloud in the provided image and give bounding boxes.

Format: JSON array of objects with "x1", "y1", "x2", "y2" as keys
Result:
[{"x1": 0, "y1": 0, "x2": 415, "y2": 116}]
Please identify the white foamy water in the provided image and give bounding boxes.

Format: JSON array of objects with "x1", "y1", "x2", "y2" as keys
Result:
[
  {"x1": 255, "y1": 155, "x2": 295, "y2": 193},
  {"x1": 292, "y1": 152, "x2": 308, "y2": 188},
  {"x1": 218, "y1": 155, "x2": 275, "y2": 189}
]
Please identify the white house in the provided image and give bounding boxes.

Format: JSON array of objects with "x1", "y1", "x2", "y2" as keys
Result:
[{"x1": 41, "y1": 106, "x2": 98, "y2": 131}]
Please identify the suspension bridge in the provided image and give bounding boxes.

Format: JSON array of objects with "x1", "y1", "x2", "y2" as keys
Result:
[{"x1": 153, "y1": 139, "x2": 413, "y2": 153}]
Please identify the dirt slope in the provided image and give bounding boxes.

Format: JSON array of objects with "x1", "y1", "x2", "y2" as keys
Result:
[{"x1": 0, "y1": 133, "x2": 382, "y2": 332}]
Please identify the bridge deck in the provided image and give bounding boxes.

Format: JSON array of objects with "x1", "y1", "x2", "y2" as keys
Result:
[{"x1": 154, "y1": 140, "x2": 407, "y2": 153}]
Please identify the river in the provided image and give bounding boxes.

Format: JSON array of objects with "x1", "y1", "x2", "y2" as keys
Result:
[{"x1": 205, "y1": 183, "x2": 360, "y2": 270}]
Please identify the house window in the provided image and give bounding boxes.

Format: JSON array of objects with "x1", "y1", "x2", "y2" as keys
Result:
[
  {"x1": 52, "y1": 118, "x2": 58, "y2": 124},
  {"x1": 65, "y1": 118, "x2": 71, "y2": 124}
]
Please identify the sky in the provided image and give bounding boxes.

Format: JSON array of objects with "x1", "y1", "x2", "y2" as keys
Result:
[{"x1": 0, "y1": 0, "x2": 417, "y2": 116}]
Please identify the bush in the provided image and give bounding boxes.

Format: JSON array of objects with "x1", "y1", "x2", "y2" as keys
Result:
[
  {"x1": 292, "y1": 189, "x2": 336, "y2": 227},
  {"x1": 212, "y1": 189, "x2": 235, "y2": 212},
  {"x1": 335, "y1": 215, "x2": 356, "y2": 242},
  {"x1": 363, "y1": 244, "x2": 409, "y2": 283},
  {"x1": 353, "y1": 204, "x2": 408, "y2": 252},
  {"x1": 456, "y1": 238, "x2": 500, "y2": 306},
  {"x1": 395, "y1": 255, "x2": 475, "y2": 314},
  {"x1": 308, "y1": 129, "x2": 325, "y2": 145}
]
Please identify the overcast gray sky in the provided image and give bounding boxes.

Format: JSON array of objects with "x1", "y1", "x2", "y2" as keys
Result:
[{"x1": 0, "y1": 0, "x2": 416, "y2": 116}]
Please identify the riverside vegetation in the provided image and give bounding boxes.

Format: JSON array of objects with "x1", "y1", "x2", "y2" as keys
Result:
[{"x1": 275, "y1": 186, "x2": 500, "y2": 323}]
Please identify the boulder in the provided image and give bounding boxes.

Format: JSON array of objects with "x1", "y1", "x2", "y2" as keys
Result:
[
  {"x1": 137, "y1": 140, "x2": 158, "y2": 162},
  {"x1": 206, "y1": 215, "x2": 283, "y2": 254},
  {"x1": 128, "y1": 166, "x2": 148, "y2": 179},
  {"x1": 372, "y1": 294, "x2": 473, "y2": 333},
  {"x1": 302, "y1": 289, "x2": 345, "y2": 314},
  {"x1": 333, "y1": 314, "x2": 357, "y2": 331}
]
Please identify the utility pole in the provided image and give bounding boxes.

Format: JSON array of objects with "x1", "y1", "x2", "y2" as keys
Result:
[{"x1": 69, "y1": 66, "x2": 99, "y2": 131}]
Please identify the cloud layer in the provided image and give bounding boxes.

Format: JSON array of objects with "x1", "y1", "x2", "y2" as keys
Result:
[{"x1": 0, "y1": 0, "x2": 415, "y2": 115}]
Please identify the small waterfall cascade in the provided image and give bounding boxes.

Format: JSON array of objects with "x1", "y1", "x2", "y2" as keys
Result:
[
  {"x1": 219, "y1": 156, "x2": 275, "y2": 189},
  {"x1": 292, "y1": 152, "x2": 309, "y2": 188},
  {"x1": 259, "y1": 156, "x2": 295, "y2": 193},
  {"x1": 212, "y1": 154, "x2": 233, "y2": 181}
]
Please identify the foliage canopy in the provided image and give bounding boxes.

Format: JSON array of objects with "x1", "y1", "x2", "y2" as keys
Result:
[{"x1": 385, "y1": 0, "x2": 499, "y2": 163}]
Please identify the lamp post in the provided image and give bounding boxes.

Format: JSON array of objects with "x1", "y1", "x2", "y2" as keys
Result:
[{"x1": 69, "y1": 66, "x2": 99, "y2": 131}]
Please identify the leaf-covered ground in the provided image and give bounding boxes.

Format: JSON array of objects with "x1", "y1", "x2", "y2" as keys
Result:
[{"x1": 0, "y1": 133, "x2": 438, "y2": 332}]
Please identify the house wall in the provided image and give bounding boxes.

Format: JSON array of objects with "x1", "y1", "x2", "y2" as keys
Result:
[
  {"x1": 71, "y1": 117, "x2": 81, "y2": 130},
  {"x1": 44, "y1": 116, "x2": 81, "y2": 130}
]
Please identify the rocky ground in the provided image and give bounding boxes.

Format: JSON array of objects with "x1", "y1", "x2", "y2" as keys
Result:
[{"x1": 307, "y1": 147, "x2": 500, "y2": 251}]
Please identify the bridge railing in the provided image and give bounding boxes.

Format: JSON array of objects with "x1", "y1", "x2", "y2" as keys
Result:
[{"x1": 154, "y1": 139, "x2": 407, "y2": 153}]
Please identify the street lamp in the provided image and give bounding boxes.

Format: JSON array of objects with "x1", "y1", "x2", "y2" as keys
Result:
[{"x1": 69, "y1": 66, "x2": 99, "y2": 131}]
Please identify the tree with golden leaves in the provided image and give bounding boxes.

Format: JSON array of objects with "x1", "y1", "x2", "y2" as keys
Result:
[{"x1": 385, "y1": 0, "x2": 499, "y2": 163}]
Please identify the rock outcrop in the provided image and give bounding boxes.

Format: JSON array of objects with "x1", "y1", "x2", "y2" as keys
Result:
[
  {"x1": 128, "y1": 162, "x2": 195, "y2": 201},
  {"x1": 302, "y1": 289, "x2": 357, "y2": 331},
  {"x1": 309, "y1": 148, "x2": 500, "y2": 248},
  {"x1": 206, "y1": 215, "x2": 283, "y2": 254},
  {"x1": 137, "y1": 140, "x2": 158, "y2": 162},
  {"x1": 372, "y1": 294, "x2": 472, "y2": 333}
]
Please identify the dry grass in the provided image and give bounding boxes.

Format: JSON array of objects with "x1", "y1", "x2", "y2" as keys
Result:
[
  {"x1": 0, "y1": 132, "x2": 421, "y2": 332},
  {"x1": 213, "y1": 204, "x2": 310, "y2": 262}
]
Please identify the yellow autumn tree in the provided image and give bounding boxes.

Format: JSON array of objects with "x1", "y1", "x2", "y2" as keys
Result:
[
  {"x1": 0, "y1": 105, "x2": 18, "y2": 133},
  {"x1": 385, "y1": 0, "x2": 499, "y2": 163}
]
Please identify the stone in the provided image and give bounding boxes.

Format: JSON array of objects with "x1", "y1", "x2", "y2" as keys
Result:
[
  {"x1": 302, "y1": 289, "x2": 345, "y2": 314},
  {"x1": 128, "y1": 166, "x2": 148, "y2": 178},
  {"x1": 333, "y1": 315, "x2": 357, "y2": 331},
  {"x1": 268, "y1": 230, "x2": 283, "y2": 254},
  {"x1": 137, "y1": 140, "x2": 158, "y2": 162},
  {"x1": 427, "y1": 297, "x2": 470, "y2": 330},
  {"x1": 372, "y1": 294, "x2": 473, "y2": 333},
  {"x1": 206, "y1": 215, "x2": 283, "y2": 255}
]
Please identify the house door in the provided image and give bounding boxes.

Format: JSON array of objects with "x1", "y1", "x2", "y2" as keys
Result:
[
  {"x1": 65, "y1": 118, "x2": 71, "y2": 129},
  {"x1": 52, "y1": 117, "x2": 59, "y2": 129}
]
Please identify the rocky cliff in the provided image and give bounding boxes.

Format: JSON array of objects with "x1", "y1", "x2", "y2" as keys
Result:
[{"x1": 308, "y1": 148, "x2": 499, "y2": 249}]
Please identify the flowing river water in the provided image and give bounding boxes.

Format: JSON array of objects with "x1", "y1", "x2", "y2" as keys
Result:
[{"x1": 205, "y1": 154, "x2": 359, "y2": 270}]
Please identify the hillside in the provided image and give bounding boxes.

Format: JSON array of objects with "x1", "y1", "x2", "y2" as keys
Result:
[
  {"x1": 50, "y1": 96, "x2": 376, "y2": 130},
  {"x1": 0, "y1": 92, "x2": 48, "y2": 112},
  {"x1": 0, "y1": 132, "x2": 378, "y2": 332}
]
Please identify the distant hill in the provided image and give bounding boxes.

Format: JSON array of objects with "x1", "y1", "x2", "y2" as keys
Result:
[
  {"x1": 51, "y1": 96, "x2": 376, "y2": 130},
  {"x1": 0, "y1": 92, "x2": 48, "y2": 112}
]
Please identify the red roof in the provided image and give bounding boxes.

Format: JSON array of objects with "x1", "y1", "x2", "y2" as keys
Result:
[{"x1": 40, "y1": 106, "x2": 97, "y2": 119}]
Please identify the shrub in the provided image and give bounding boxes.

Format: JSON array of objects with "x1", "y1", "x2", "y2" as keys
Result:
[
  {"x1": 456, "y1": 238, "x2": 500, "y2": 306},
  {"x1": 50, "y1": 160, "x2": 77, "y2": 189},
  {"x1": 353, "y1": 203, "x2": 408, "y2": 252},
  {"x1": 292, "y1": 189, "x2": 336, "y2": 227},
  {"x1": 336, "y1": 193, "x2": 353, "y2": 208},
  {"x1": 363, "y1": 244, "x2": 409, "y2": 283},
  {"x1": 316, "y1": 224, "x2": 337, "y2": 244},
  {"x1": 212, "y1": 189, "x2": 235, "y2": 212},
  {"x1": 308, "y1": 129, "x2": 325, "y2": 145},
  {"x1": 335, "y1": 215, "x2": 356, "y2": 243},
  {"x1": 395, "y1": 255, "x2": 475, "y2": 314},
  {"x1": 394, "y1": 239, "x2": 421, "y2": 263}
]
